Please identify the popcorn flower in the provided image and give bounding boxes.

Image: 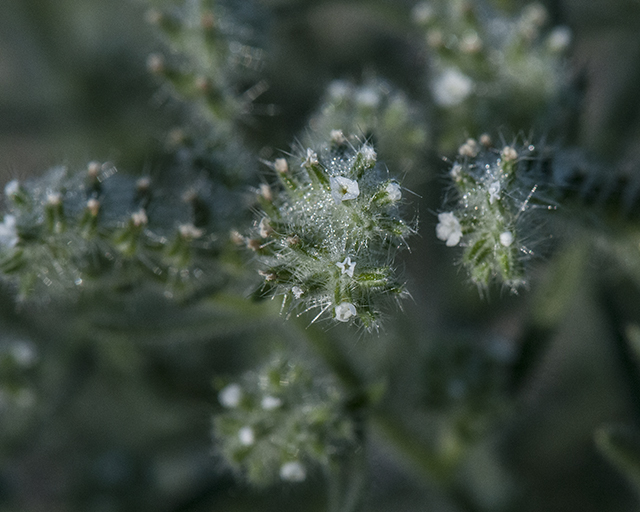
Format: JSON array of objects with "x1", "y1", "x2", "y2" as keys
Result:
[
  {"x1": 334, "y1": 302, "x2": 357, "y2": 322},
  {"x1": 330, "y1": 176, "x2": 360, "y2": 204},
  {"x1": 279, "y1": 461, "x2": 307, "y2": 482},
  {"x1": 436, "y1": 212, "x2": 463, "y2": 247}
]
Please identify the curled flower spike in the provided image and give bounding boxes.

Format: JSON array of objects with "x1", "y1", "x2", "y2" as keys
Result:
[
  {"x1": 249, "y1": 136, "x2": 414, "y2": 332},
  {"x1": 437, "y1": 138, "x2": 554, "y2": 292},
  {"x1": 213, "y1": 355, "x2": 354, "y2": 486}
]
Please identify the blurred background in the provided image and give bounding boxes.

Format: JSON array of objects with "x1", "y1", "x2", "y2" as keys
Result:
[{"x1": 1, "y1": 0, "x2": 640, "y2": 511}]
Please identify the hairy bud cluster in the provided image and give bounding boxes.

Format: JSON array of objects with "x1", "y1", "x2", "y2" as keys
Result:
[
  {"x1": 436, "y1": 138, "x2": 553, "y2": 292},
  {"x1": 247, "y1": 137, "x2": 414, "y2": 332},
  {"x1": 213, "y1": 355, "x2": 354, "y2": 486},
  {"x1": 146, "y1": 0, "x2": 267, "y2": 127},
  {"x1": 0, "y1": 163, "x2": 220, "y2": 301}
]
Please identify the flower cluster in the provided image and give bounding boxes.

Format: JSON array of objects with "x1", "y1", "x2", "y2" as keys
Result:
[
  {"x1": 245, "y1": 136, "x2": 414, "y2": 332},
  {"x1": 305, "y1": 77, "x2": 431, "y2": 181},
  {"x1": 213, "y1": 355, "x2": 354, "y2": 486},
  {"x1": 436, "y1": 137, "x2": 553, "y2": 292},
  {"x1": 0, "y1": 163, "x2": 221, "y2": 301},
  {"x1": 413, "y1": 0, "x2": 571, "y2": 150}
]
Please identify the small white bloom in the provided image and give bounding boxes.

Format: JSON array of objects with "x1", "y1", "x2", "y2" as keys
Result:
[
  {"x1": 546, "y1": 25, "x2": 572, "y2": 53},
  {"x1": 385, "y1": 182, "x2": 402, "y2": 201},
  {"x1": 218, "y1": 383, "x2": 242, "y2": 408},
  {"x1": 500, "y1": 231, "x2": 514, "y2": 247},
  {"x1": 258, "y1": 217, "x2": 272, "y2": 238},
  {"x1": 261, "y1": 395, "x2": 282, "y2": 410},
  {"x1": 449, "y1": 163, "x2": 463, "y2": 182},
  {"x1": 335, "y1": 302, "x2": 357, "y2": 322},
  {"x1": 327, "y1": 80, "x2": 351, "y2": 101},
  {"x1": 355, "y1": 87, "x2": 380, "y2": 108},
  {"x1": 259, "y1": 183, "x2": 273, "y2": 202},
  {"x1": 0, "y1": 215, "x2": 18, "y2": 249},
  {"x1": 479, "y1": 133, "x2": 492, "y2": 147},
  {"x1": 488, "y1": 181, "x2": 501, "y2": 204},
  {"x1": 302, "y1": 148, "x2": 319, "y2": 167},
  {"x1": 274, "y1": 158, "x2": 289, "y2": 174},
  {"x1": 87, "y1": 198, "x2": 100, "y2": 217},
  {"x1": 436, "y1": 212, "x2": 462, "y2": 247},
  {"x1": 501, "y1": 146, "x2": 518, "y2": 163},
  {"x1": 291, "y1": 286, "x2": 304, "y2": 299},
  {"x1": 411, "y1": 2, "x2": 434, "y2": 25},
  {"x1": 179, "y1": 223, "x2": 204, "y2": 240},
  {"x1": 458, "y1": 138, "x2": 479, "y2": 158},
  {"x1": 280, "y1": 461, "x2": 306, "y2": 482},
  {"x1": 330, "y1": 130, "x2": 346, "y2": 145},
  {"x1": 131, "y1": 209, "x2": 148, "y2": 227},
  {"x1": 432, "y1": 67, "x2": 474, "y2": 107},
  {"x1": 46, "y1": 193, "x2": 62, "y2": 206},
  {"x1": 4, "y1": 180, "x2": 19, "y2": 198},
  {"x1": 10, "y1": 341, "x2": 38, "y2": 368},
  {"x1": 238, "y1": 426, "x2": 255, "y2": 446},
  {"x1": 336, "y1": 256, "x2": 356, "y2": 277},
  {"x1": 136, "y1": 176, "x2": 151, "y2": 191},
  {"x1": 460, "y1": 32, "x2": 482, "y2": 54},
  {"x1": 359, "y1": 145, "x2": 377, "y2": 167},
  {"x1": 330, "y1": 176, "x2": 360, "y2": 204}
]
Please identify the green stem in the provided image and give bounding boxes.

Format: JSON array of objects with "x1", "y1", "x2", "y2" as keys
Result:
[{"x1": 326, "y1": 445, "x2": 368, "y2": 512}]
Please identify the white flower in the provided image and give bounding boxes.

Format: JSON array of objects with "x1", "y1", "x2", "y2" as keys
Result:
[
  {"x1": 385, "y1": 182, "x2": 402, "y2": 201},
  {"x1": 355, "y1": 87, "x2": 380, "y2": 108},
  {"x1": 330, "y1": 176, "x2": 360, "y2": 204},
  {"x1": 458, "y1": 138, "x2": 479, "y2": 158},
  {"x1": 449, "y1": 163, "x2": 463, "y2": 182},
  {"x1": 500, "y1": 231, "x2": 514, "y2": 247},
  {"x1": 436, "y1": 212, "x2": 462, "y2": 247},
  {"x1": 274, "y1": 158, "x2": 289, "y2": 174},
  {"x1": 10, "y1": 341, "x2": 38, "y2": 368},
  {"x1": 334, "y1": 302, "x2": 356, "y2": 322},
  {"x1": 359, "y1": 145, "x2": 377, "y2": 167},
  {"x1": 546, "y1": 25, "x2": 572, "y2": 53},
  {"x1": 501, "y1": 146, "x2": 518, "y2": 163},
  {"x1": 432, "y1": 67, "x2": 474, "y2": 107},
  {"x1": 336, "y1": 256, "x2": 356, "y2": 277},
  {"x1": 179, "y1": 223, "x2": 204, "y2": 240},
  {"x1": 46, "y1": 193, "x2": 62, "y2": 206},
  {"x1": 238, "y1": 426, "x2": 255, "y2": 446},
  {"x1": 218, "y1": 384, "x2": 242, "y2": 408},
  {"x1": 131, "y1": 209, "x2": 148, "y2": 227},
  {"x1": 4, "y1": 180, "x2": 19, "y2": 198},
  {"x1": 280, "y1": 461, "x2": 306, "y2": 482},
  {"x1": 261, "y1": 395, "x2": 282, "y2": 410},
  {"x1": 330, "y1": 129, "x2": 346, "y2": 145},
  {"x1": 488, "y1": 181, "x2": 501, "y2": 204},
  {"x1": 327, "y1": 80, "x2": 351, "y2": 101},
  {"x1": 412, "y1": 2, "x2": 434, "y2": 25},
  {"x1": 0, "y1": 215, "x2": 18, "y2": 249}
]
